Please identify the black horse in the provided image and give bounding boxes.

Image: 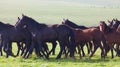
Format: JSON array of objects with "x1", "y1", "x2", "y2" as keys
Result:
[
  {"x1": 0, "y1": 21, "x2": 32, "y2": 58},
  {"x1": 0, "y1": 21, "x2": 14, "y2": 56},
  {"x1": 62, "y1": 19, "x2": 93, "y2": 56},
  {"x1": 15, "y1": 15, "x2": 76, "y2": 59}
]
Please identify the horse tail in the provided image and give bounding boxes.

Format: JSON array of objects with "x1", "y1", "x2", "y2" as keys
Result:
[
  {"x1": 68, "y1": 28, "x2": 76, "y2": 58},
  {"x1": 0, "y1": 34, "x2": 3, "y2": 50}
]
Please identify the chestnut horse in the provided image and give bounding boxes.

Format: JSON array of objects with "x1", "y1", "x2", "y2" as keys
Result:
[
  {"x1": 72, "y1": 27, "x2": 107, "y2": 59},
  {"x1": 108, "y1": 19, "x2": 120, "y2": 56},
  {"x1": 62, "y1": 19, "x2": 93, "y2": 56},
  {"x1": 99, "y1": 21, "x2": 120, "y2": 58}
]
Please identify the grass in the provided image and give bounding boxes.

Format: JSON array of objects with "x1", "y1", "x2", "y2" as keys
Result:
[
  {"x1": 0, "y1": 43, "x2": 120, "y2": 67},
  {"x1": 0, "y1": 0, "x2": 120, "y2": 67}
]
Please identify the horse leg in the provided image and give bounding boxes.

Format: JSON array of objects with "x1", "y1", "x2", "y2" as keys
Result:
[
  {"x1": 34, "y1": 42, "x2": 42, "y2": 57},
  {"x1": 89, "y1": 41, "x2": 99, "y2": 58},
  {"x1": 63, "y1": 41, "x2": 68, "y2": 58},
  {"x1": 23, "y1": 41, "x2": 31, "y2": 59},
  {"x1": 37, "y1": 40, "x2": 48, "y2": 59},
  {"x1": 16, "y1": 42, "x2": 21, "y2": 56},
  {"x1": 52, "y1": 41, "x2": 57, "y2": 55},
  {"x1": 111, "y1": 48, "x2": 114, "y2": 59},
  {"x1": 0, "y1": 39, "x2": 3, "y2": 56},
  {"x1": 8, "y1": 42, "x2": 16, "y2": 57},
  {"x1": 86, "y1": 42, "x2": 90, "y2": 54},
  {"x1": 4, "y1": 41, "x2": 10, "y2": 58},
  {"x1": 20, "y1": 42, "x2": 24, "y2": 51},
  {"x1": 88, "y1": 42, "x2": 93, "y2": 54},
  {"x1": 20, "y1": 45, "x2": 26, "y2": 56},
  {"x1": 47, "y1": 41, "x2": 57, "y2": 58},
  {"x1": 25, "y1": 42, "x2": 34, "y2": 59},
  {"x1": 110, "y1": 44, "x2": 114, "y2": 59},
  {"x1": 77, "y1": 45, "x2": 80, "y2": 54},
  {"x1": 115, "y1": 44, "x2": 119, "y2": 56},
  {"x1": 80, "y1": 43, "x2": 85, "y2": 57},
  {"x1": 99, "y1": 43, "x2": 105, "y2": 59},
  {"x1": 56, "y1": 41, "x2": 64, "y2": 59},
  {"x1": 43, "y1": 43, "x2": 49, "y2": 54},
  {"x1": 77, "y1": 44, "x2": 82, "y2": 59}
]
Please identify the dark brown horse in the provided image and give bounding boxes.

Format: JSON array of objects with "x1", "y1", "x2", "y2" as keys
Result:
[
  {"x1": 15, "y1": 15, "x2": 76, "y2": 59},
  {"x1": 72, "y1": 27, "x2": 106, "y2": 59},
  {"x1": 0, "y1": 24, "x2": 32, "y2": 58},
  {"x1": 0, "y1": 21, "x2": 30, "y2": 57},
  {"x1": 62, "y1": 19, "x2": 92, "y2": 56},
  {"x1": 99, "y1": 21, "x2": 120, "y2": 58}
]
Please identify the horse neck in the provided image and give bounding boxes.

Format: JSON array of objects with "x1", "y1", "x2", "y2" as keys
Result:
[
  {"x1": 113, "y1": 23, "x2": 120, "y2": 30},
  {"x1": 0, "y1": 24, "x2": 13, "y2": 31},
  {"x1": 27, "y1": 22, "x2": 46, "y2": 33},
  {"x1": 99, "y1": 25, "x2": 105, "y2": 33},
  {"x1": 65, "y1": 21, "x2": 79, "y2": 27},
  {"x1": 27, "y1": 23, "x2": 38, "y2": 33}
]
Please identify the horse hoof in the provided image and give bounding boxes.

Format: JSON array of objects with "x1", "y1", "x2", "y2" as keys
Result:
[{"x1": 56, "y1": 57, "x2": 60, "y2": 59}]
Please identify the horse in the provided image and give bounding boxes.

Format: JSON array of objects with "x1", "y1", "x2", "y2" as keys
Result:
[
  {"x1": 72, "y1": 26, "x2": 108, "y2": 59},
  {"x1": 99, "y1": 21, "x2": 120, "y2": 58},
  {"x1": 15, "y1": 15, "x2": 76, "y2": 59},
  {"x1": 108, "y1": 18, "x2": 120, "y2": 30},
  {"x1": 0, "y1": 24, "x2": 32, "y2": 58},
  {"x1": 62, "y1": 19, "x2": 93, "y2": 56},
  {"x1": 0, "y1": 22, "x2": 13, "y2": 56},
  {"x1": 108, "y1": 19, "x2": 120, "y2": 56},
  {"x1": 0, "y1": 19, "x2": 32, "y2": 58},
  {"x1": 0, "y1": 21, "x2": 26, "y2": 57}
]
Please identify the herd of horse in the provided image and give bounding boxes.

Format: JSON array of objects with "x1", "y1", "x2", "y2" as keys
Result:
[{"x1": 0, "y1": 14, "x2": 120, "y2": 60}]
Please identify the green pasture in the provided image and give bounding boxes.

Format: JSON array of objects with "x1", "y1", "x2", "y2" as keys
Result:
[{"x1": 0, "y1": 0, "x2": 120, "y2": 67}]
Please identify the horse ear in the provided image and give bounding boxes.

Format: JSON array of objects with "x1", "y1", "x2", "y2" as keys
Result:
[
  {"x1": 116, "y1": 18, "x2": 118, "y2": 21},
  {"x1": 107, "y1": 20, "x2": 110, "y2": 23},
  {"x1": 62, "y1": 21, "x2": 64, "y2": 24},
  {"x1": 63, "y1": 18, "x2": 66, "y2": 21},
  {"x1": 22, "y1": 14, "x2": 25, "y2": 17},
  {"x1": 113, "y1": 18, "x2": 115, "y2": 21},
  {"x1": 18, "y1": 17, "x2": 20, "y2": 20}
]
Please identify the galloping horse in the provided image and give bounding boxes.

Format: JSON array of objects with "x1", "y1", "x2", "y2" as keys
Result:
[
  {"x1": 0, "y1": 22, "x2": 14, "y2": 56},
  {"x1": 108, "y1": 19, "x2": 120, "y2": 56},
  {"x1": 72, "y1": 27, "x2": 107, "y2": 59},
  {"x1": 0, "y1": 21, "x2": 30, "y2": 57},
  {"x1": 99, "y1": 21, "x2": 120, "y2": 58},
  {"x1": 0, "y1": 21, "x2": 32, "y2": 58},
  {"x1": 15, "y1": 15, "x2": 76, "y2": 59},
  {"x1": 62, "y1": 19, "x2": 93, "y2": 56}
]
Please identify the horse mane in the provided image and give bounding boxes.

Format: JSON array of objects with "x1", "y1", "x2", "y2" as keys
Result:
[
  {"x1": 63, "y1": 19, "x2": 88, "y2": 29},
  {"x1": 23, "y1": 16, "x2": 47, "y2": 29},
  {"x1": 112, "y1": 19, "x2": 120, "y2": 29},
  {"x1": 101, "y1": 21, "x2": 114, "y2": 33},
  {"x1": 0, "y1": 21, "x2": 14, "y2": 27}
]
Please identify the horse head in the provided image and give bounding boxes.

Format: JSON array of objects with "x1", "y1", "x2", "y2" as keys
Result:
[{"x1": 99, "y1": 21, "x2": 107, "y2": 32}]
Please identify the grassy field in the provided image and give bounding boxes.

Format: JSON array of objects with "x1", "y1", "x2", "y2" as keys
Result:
[{"x1": 0, "y1": 0, "x2": 120, "y2": 67}]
